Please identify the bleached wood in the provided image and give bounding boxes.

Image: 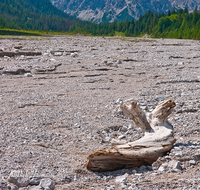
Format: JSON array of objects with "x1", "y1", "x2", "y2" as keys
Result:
[{"x1": 86, "y1": 99, "x2": 176, "y2": 172}]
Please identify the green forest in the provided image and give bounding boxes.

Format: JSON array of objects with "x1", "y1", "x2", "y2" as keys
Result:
[
  {"x1": 1, "y1": 0, "x2": 200, "y2": 40},
  {"x1": 73, "y1": 6, "x2": 200, "y2": 39},
  {"x1": 0, "y1": 0, "x2": 80, "y2": 31}
]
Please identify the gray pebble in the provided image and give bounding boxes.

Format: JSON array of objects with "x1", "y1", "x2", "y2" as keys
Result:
[
  {"x1": 118, "y1": 135, "x2": 126, "y2": 139},
  {"x1": 189, "y1": 160, "x2": 196, "y2": 166},
  {"x1": 39, "y1": 178, "x2": 55, "y2": 190}
]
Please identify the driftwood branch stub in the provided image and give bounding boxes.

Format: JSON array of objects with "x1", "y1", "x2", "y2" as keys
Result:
[{"x1": 86, "y1": 99, "x2": 176, "y2": 172}]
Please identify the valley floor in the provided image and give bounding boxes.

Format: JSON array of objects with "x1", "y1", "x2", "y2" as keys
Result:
[{"x1": 0, "y1": 35, "x2": 199, "y2": 189}]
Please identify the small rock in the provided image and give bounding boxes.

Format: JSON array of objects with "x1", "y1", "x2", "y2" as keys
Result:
[
  {"x1": 104, "y1": 136, "x2": 112, "y2": 142},
  {"x1": 0, "y1": 180, "x2": 7, "y2": 189},
  {"x1": 24, "y1": 73, "x2": 32, "y2": 77},
  {"x1": 107, "y1": 185, "x2": 115, "y2": 190},
  {"x1": 7, "y1": 182, "x2": 18, "y2": 190},
  {"x1": 29, "y1": 178, "x2": 40, "y2": 186},
  {"x1": 178, "y1": 62, "x2": 184, "y2": 65},
  {"x1": 174, "y1": 151, "x2": 183, "y2": 157},
  {"x1": 14, "y1": 49, "x2": 19, "y2": 53},
  {"x1": 128, "y1": 124, "x2": 133, "y2": 130},
  {"x1": 106, "y1": 61, "x2": 113, "y2": 66},
  {"x1": 111, "y1": 139, "x2": 126, "y2": 146},
  {"x1": 152, "y1": 160, "x2": 162, "y2": 170},
  {"x1": 8, "y1": 171, "x2": 30, "y2": 187},
  {"x1": 54, "y1": 52, "x2": 63, "y2": 56},
  {"x1": 70, "y1": 52, "x2": 78, "y2": 57},
  {"x1": 116, "y1": 107, "x2": 123, "y2": 115},
  {"x1": 115, "y1": 173, "x2": 128, "y2": 183},
  {"x1": 18, "y1": 187, "x2": 28, "y2": 190},
  {"x1": 155, "y1": 97, "x2": 164, "y2": 101},
  {"x1": 120, "y1": 126, "x2": 128, "y2": 132},
  {"x1": 63, "y1": 175, "x2": 72, "y2": 183},
  {"x1": 158, "y1": 164, "x2": 167, "y2": 172},
  {"x1": 193, "y1": 153, "x2": 200, "y2": 160},
  {"x1": 168, "y1": 160, "x2": 182, "y2": 171},
  {"x1": 39, "y1": 178, "x2": 55, "y2": 190},
  {"x1": 116, "y1": 60, "x2": 122, "y2": 64},
  {"x1": 28, "y1": 186, "x2": 43, "y2": 190},
  {"x1": 139, "y1": 165, "x2": 146, "y2": 172},
  {"x1": 131, "y1": 169, "x2": 137, "y2": 174},
  {"x1": 118, "y1": 135, "x2": 126, "y2": 140},
  {"x1": 116, "y1": 98, "x2": 123, "y2": 104},
  {"x1": 189, "y1": 160, "x2": 196, "y2": 166},
  {"x1": 146, "y1": 166, "x2": 153, "y2": 171},
  {"x1": 171, "y1": 168, "x2": 182, "y2": 173}
]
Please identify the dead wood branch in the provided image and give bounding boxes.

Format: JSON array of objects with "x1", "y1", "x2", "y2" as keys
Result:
[
  {"x1": 0, "y1": 51, "x2": 42, "y2": 57},
  {"x1": 86, "y1": 99, "x2": 176, "y2": 172}
]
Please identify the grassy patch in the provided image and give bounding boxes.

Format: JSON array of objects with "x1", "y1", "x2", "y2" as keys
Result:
[
  {"x1": 0, "y1": 28, "x2": 45, "y2": 36},
  {"x1": 0, "y1": 28, "x2": 91, "y2": 37}
]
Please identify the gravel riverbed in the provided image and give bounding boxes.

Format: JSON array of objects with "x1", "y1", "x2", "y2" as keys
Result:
[{"x1": 0, "y1": 35, "x2": 199, "y2": 189}]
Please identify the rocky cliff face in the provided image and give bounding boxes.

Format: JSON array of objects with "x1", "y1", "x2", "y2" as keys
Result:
[{"x1": 50, "y1": 0, "x2": 200, "y2": 22}]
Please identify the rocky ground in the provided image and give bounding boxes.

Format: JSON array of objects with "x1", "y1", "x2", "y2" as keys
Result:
[{"x1": 0, "y1": 35, "x2": 199, "y2": 190}]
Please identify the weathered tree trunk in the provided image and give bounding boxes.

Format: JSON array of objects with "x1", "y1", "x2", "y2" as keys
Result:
[{"x1": 86, "y1": 99, "x2": 176, "y2": 172}]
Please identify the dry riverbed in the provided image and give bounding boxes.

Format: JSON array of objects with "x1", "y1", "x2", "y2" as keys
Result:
[{"x1": 0, "y1": 35, "x2": 200, "y2": 189}]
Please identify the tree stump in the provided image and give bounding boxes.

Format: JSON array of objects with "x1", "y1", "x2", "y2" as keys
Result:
[{"x1": 86, "y1": 99, "x2": 176, "y2": 172}]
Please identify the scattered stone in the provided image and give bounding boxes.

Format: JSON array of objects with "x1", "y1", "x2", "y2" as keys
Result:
[
  {"x1": 39, "y1": 178, "x2": 55, "y2": 190},
  {"x1": 111, "y1": 139, "x2": 127, "y2": 145},
  {"x1": 193, "y1": 153, "x2": 200, "y2": 160},
  {"x1": 7, "y1": 182, "x2": 18, "y2": 190},
  {"x1": 128, "y1": 124, "x2": 133, "y2": 130},
  {"x1": 18, "y1": 187, "x2": 28, "y2": 190},
  {"x1": 70, "y1": 52, "x2": 78, "y2": 57},
  {"x1": 28, "y1": 186, "x2": 43, "y2": 190},
  {"x1": 8, "y1": 171, "x2": 30, "y2": 187},
  {"x1": 116, "y1": 60, "x2": 122, "y2": 64},
  {"x1": 168, "y1": 160, "x2": 182, "y2": 171},
  {"x1": 189, "y1": 160, "x2": 196, "y2": 166},
  {"x1": 178, "y1": 62, "x2": 184, "y2": 65},
  {"x1": 53, "y1": 52, "x2": 63, "y2": 56},
  {"x1": 106, "y1": 61, "x2": 113, "y2": 66},
  {"x1": 155, "y1": 97, "x2": 164, "y2": 101},
  {"x1": 118, "y1": 135, "x2": 126, "y2": 140},
  {"x1": 29, "y1": 178, "x2": 40, "y2": 186},
  {"x1": 104, "y1": 136, "x2": 112, "y2": 142},
  {"x1": 139, "y1": 165, "x2": 147, "y2": 172},
  {"x1": 152, "y1": 160, "x2": 162, "y2": 170},
  {"x1": 174, "y1": 151, "x2": 183, "y2": 157},
  {"x1": 115, "y1": 174, "x2": 128, "y2": 184},
  {"x1": 116, "y1": 98, "x2": 123, "y2": 104},
  {"x1": 157, "y1": 160, "x2": 182, "y2": 173},
  {"x1": 120, "y1": 126, "x2": 128, "y2": 132},
  {"x1": 24, "y1": 73, "x2": 33, "y2": 77},
  {"x1": 158, "y1": 163, "x2": 168, "y2": 172}
]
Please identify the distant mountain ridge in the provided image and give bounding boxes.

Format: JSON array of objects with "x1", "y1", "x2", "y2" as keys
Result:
[{"x1": 50, "y1": 0, "x2": 200, "y2": 22}]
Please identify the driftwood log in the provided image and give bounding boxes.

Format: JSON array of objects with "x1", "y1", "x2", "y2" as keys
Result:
[
  {"x1": 86, "y1": 99, "x2": 176, "y2": 172},
  {"x1": 0, "y1": 51, "x2": 42, "y2": 57}
]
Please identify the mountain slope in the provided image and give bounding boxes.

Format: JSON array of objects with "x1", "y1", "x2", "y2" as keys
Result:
[
  {"x1": 50, "y1": 0, "x2": 200, "y2": 22},
  {"x1": 0, "y1": 0, "x2": 79, "y2": 31}
]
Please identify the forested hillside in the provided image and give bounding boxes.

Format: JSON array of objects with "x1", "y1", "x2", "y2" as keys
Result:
[
  {"x1": 1, "y1": 0, "x2": 200, "y2": 40},
  {"x1": 0, "y1": 0, "x2": 79, "y2": 30},
  {"x1": 70, "y1": 6, "x2": 200, "y2": 39}
]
